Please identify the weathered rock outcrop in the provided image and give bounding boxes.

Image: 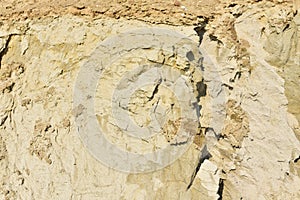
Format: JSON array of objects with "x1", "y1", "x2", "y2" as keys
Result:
[{"x1": 0, "y1": 0, "x2": 299, "y2": 199}]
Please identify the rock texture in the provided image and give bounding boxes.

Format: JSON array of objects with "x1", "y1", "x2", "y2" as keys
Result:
[{"x1": 0, "y1": 0, "x2": 300, "y2": 199}]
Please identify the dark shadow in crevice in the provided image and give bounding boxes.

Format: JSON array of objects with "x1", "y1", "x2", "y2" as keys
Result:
[
  {"x1": 194, "y1": 16, "x2": 208, "y2": 45},
  {"x1": 196, "y1": 80, "x2": 207, "y2": 102},
  {"x1": 186, "y1": 145, "x2": 212, "y2": 190},
  {"x1": 0, "y1": 35, "x2": 12, "y2": 68},
  {"x1": 217, "y1": 179, "x2": 224, "y2": 200}
]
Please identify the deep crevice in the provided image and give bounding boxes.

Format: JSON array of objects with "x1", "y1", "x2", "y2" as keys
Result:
[
  {"x1": 186, "y1": 145, "x2": 212, "y2": 190},
  {"x1": 294, "y1": 156, "x2": 300, "y2": 163},
  {"x1": 196, "y1": 80, "x2": 207, "y2": 102},
  {"x1": 217, "y1": 179, "x2": 224, "y2": 200},
  {"x1": 194, "y1": 16, "x2": 209, "y2": 45},
  {"x1": 0, "y1": 34, "x2": 13, "y2": 68}
]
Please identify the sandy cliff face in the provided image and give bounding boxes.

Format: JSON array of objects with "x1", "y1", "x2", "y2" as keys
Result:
[{"x1": 0, "y1": 0, "x2": 300, "y2": 199}]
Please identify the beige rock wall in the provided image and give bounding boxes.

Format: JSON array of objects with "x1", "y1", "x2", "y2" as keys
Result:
[{"x1": 0, "y1": 0, "x2": 300, "y2": 199}]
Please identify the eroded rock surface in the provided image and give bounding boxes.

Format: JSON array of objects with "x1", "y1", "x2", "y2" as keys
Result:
[{"x1": 0, "y1": 0, "x2": 300, "y2": 199}]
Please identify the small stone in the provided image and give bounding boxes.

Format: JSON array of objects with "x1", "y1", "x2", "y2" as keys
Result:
[
  {"x1": 174, "y1": 1, "x2": 181, "y2": 6},
  {"x1": 181, "y1": 5, "x2": 187, "y2": 10}
]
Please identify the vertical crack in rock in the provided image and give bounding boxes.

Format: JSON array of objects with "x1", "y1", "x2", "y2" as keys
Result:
[
  {"x1": 0, "y1": 1, "x2": 300, "y2": 199},
  {"x1": 187, "y1": 145, "x2": 211, "y2": 190},
  {"x1": 186, "y1": 26, "x2": 214, "y2": 191},
  {"x1": 0, "y1": 35, "x2": 12, "y2": 67},
  {"x1": 217, "y1": 179, "x2": 224, "y2": 200},
  {"x1": 147, "y1": 78, "x2": 162, "y2": 102},
  {"x1": 194, "y1": 16, "x2": 209, "y2": 45},
  {"x1": 196, "y1": 80, "x2": 207, "y2": 102}
]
